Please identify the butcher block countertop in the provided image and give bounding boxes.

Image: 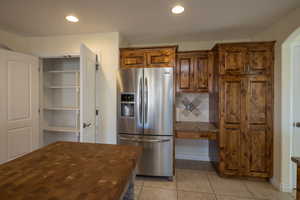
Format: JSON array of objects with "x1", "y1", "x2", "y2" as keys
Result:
[
  {"x1": 0, "y1": 142, "x2": 142, "y2": 200},
  {"x1": 175, "y1": 121, "x2": 219, "y2": 140}
]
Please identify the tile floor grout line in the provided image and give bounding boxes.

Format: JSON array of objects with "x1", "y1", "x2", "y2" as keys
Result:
[
  {"x1": 243, "y1": 179, "x2": 256, "y2": 199},
  {"x1": 206, "y1": 172, "x2": 217, "y2": 195},
  {"x1": 137, "y1": 183, "x2": 143, "y2": 200}
]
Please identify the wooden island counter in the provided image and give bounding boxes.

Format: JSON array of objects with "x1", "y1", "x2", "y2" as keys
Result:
[{"x1": 0, "y1": 142, "x2": 142, "y2": 200}]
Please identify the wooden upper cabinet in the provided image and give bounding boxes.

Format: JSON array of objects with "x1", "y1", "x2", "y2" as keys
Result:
[
  {"x1": 176, "y1": 55, "x2": 194, "y2": 92},
  {"x1": 147, "y1": 49, "x2": 176, "y2": 68},
  {"x1": 247, "y1": 46, "x2": 273, "y2": 75},
  {"x1": 216, "y1": 42, "x2": 274, "y2": 75},
  {"x1": 220, "y1": 46, "x2": 247, "y2": 75},
  {"x1": 176, "y1": 51, "x2": 213, "y2": 93},
  {"x1": 194, "y1": 53, "x2": 213, "y2": 92},
  {"x1": 120, "y1": 46, "x2": 177, "y2": 68},
  {"x1": 120, "y1": 50, "x2": 146, "y2": 68}
]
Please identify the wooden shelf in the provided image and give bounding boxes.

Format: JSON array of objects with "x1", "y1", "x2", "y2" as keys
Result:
[
  {"x1": 46, "y1": 70, "x2": 79, "y2": 73},
  {"x1": 44, "y1": 126, "x2": 79, "y2": 133},
  {"x1": 46, "y1": 85, "x2": 79, "y2": 89},
  {"x1": 175, "y1": 131, "x2": 216, "y2": 140},
  {"x1": 44, "y1": 106, "x2": 79, "y2": 111}
]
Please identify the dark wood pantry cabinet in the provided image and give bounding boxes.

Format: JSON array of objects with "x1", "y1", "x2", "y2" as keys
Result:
[
  {"x1": 209, "y1": 41, "x2": 275, "y2": 178},
  {"x1": 176, "y1": 51, "x2": 213, "y2": 93}
]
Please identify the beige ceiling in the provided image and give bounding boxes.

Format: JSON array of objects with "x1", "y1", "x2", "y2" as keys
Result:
[{"x1": 0, "y1": 0, "x2": 299, "y2": 44}]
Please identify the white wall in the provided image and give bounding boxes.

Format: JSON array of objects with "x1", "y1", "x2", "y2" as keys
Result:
[
  {"x1": 251, "y1": 7, "x2": 300, "y2": 192},
  {"x1": 23, "y1": 32, "x2": 120, "y2": 145},
  {"x1": 0, "y1": 30, "x2": 27, "y2": 53},
  {"x1": 125, "y1": 39, "x2": 251, "y2": 51}
]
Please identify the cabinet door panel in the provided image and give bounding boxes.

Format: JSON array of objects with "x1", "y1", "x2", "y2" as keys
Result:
[
  {"x1": 247, "y1": 47, "x2": 272, "y2": 75},
  {"x1": 194, "y1": 55, "x2": 209, "y2": 92},
  {"x1": 245, "y1": 77, "x2": 272, "y2": 177},
  {"x1": 147, "y1": 49, "x2": 176, "y2": 68},
  {"x1": 224, "y1": 80, "x2": 242, "y2": 124},
  {"x1": 223, "y1": 128, "x2": 241, "y2": 172},
  {"x1": 248, "y1": 126, "x2": 267, "y2": 173},
  {"x1": 176, "y1": 56, "x2": 194, "y2": 92},
  {"x1": 220, "y1": 47, "x2": 247, "y2": 75},
  {"x1": 120, "y1": 50, "x2": 146, "y2": 68},
  {"x1": 219, "y1": 77, "x2": 245, "y2": 175}
]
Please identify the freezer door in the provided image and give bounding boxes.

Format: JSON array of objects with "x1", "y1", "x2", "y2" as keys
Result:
[
  {"x1": 117, "y1": 68, "x2": 143, "y2": 134},
  {"x1": 118, "y1": 134, "x2": 173, "y2": 177},
  {"x1": 143, "y1": 68, "x2": 173, "y2": 136}
]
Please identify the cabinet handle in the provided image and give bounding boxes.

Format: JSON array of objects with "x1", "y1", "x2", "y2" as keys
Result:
[
  {"x1": 294, "y1": 122, "x2": 300, "y2": 128},
  {"x1": 83, "y1": 123, "x2": 92, "y2": 128}
]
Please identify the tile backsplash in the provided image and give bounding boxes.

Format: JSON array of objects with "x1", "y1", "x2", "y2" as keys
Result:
[{"x1": 176, "y1": 93, "x2": 209, "y2": 122}]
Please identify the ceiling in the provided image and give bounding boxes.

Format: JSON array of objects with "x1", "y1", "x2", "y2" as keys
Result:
[{"x1": 0, "y1": 0, "x2": 299, "y2": 44}]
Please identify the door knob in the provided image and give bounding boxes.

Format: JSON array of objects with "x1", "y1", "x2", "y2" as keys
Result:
[
  {"x1": 294, "y1": 122, "x2": 300, "y2": 128},
  {"x1": 83, "y1": 123, "x2": 92, "y2": 128}
]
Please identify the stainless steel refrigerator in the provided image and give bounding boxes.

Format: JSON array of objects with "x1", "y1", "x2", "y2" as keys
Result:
[{"x1": 117, "y1": 67, "x2": 173, "y2": 178}]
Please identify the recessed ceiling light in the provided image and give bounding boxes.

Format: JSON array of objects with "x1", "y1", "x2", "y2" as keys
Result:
[
  {"x1": 65, "y1": 15, "x2": 79, "y2": 23},
  {"x1": 172, "y1": 5, "x2": 184, "y2": 14}
]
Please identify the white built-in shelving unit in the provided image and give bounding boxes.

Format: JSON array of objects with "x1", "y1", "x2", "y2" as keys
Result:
[{"x1": 42, "y1": 57, "x2": 81, "y2": 144}]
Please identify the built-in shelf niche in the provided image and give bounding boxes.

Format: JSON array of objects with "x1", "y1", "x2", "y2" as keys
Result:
[{"x1": 42, "y1": 57, "x2": 80, "y2": 144}]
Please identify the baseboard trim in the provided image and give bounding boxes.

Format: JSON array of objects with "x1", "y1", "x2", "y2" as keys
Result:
[
  {"x1": 175, "y1": 153, "x2": 210, "y2": 161},
  {"x1": 270, "y1": 177, "x2": 293, "y2": 192}
]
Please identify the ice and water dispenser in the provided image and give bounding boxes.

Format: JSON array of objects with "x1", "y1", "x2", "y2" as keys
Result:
[{"x1": 120, "y1": 93, "x2": 135, "y2": 118}]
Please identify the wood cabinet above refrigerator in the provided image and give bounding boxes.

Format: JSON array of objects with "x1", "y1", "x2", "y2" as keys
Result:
[
  {"x1": 176, "y1": 51, "x2": 213, "y2": 93},
  {"x1": 120, "y1": 46, "x2": 177, "y2": 68}
]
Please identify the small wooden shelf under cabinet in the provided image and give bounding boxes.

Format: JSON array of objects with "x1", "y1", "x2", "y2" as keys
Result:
[
  {"x1": 44, "y1": 106, "x2": 79, "y2": 111},
  {"x1": 44, "y1": 126, "x2": 79, "y2": 133},
  {"x1": 174, "y1": 122, "x2": 218, "y2": 140},
  {"x1": 46, "y1": 85, "x2": 79, "y2": 89},
  {"x1": 46, "y1": 70, "x2": 79, "y2": 73}
]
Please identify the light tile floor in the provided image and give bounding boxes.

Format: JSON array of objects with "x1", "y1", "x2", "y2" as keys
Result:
[{"x1": 134, "y1": 160, "x2": 296, "y2": 200}]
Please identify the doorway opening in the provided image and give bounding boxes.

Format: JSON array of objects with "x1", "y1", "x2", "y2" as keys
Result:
[{"x1": 281, "y1": 27, "x2": 300, "y2": 192}]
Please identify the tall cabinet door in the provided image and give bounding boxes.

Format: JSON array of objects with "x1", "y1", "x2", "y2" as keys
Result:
[
  {"x1": 219, "y1": 77, "x2": 246, "y2": 175},
  {"x1": 0, "y1": 49, "x2": 39, "y2": 164},
  {"x1": 80, "y1": 44, "x2": 97, "y2": 143},
  {"x1": 176, "y1": 54, "x2": 194, "y2": 92},
  {"x1": 244, "y1": 76, "x2": 273, "y2": 177},
  {"x1": 194, "y1": 53, "x2": 212, "y2": 92}
]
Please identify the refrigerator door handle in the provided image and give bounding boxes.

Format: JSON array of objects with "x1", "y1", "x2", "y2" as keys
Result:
[
  {"x1": 119, "y1": 137, "x2": 170, "y2": 143},
  {"x1": 144, "y1": 77, "x2": 148, "y2": 125},
  {"x1": 138, "y1": 77, "x2": 143, "y2": 126}
]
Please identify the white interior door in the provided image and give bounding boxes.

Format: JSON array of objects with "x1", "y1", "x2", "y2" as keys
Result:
[
  {"x1": 80, "y1": 44, "x2": 97, "y2": 143},
  {"x1": 0, "y1": 49, "x2": 39, "y2": 164},
  {"x1": 292, "y1": 45, "x2": 300, "y2": 188}
]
